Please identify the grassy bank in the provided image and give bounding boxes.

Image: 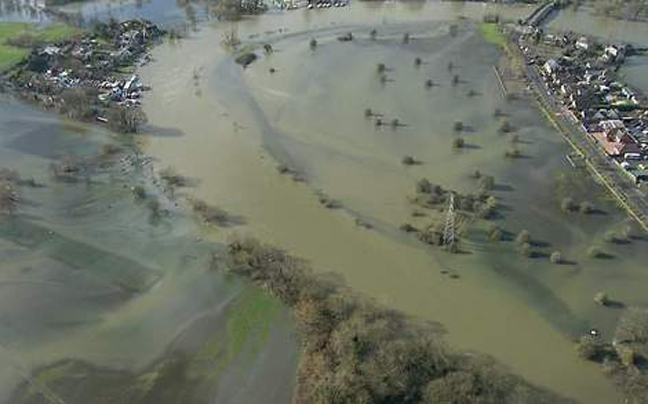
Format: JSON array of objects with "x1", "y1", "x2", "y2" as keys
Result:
[
  {"x1": 0, "y1": 22, "x2": 80, "y2": 71},
  {"x1": 480, "y1": 22, "x2": 506, "y2": 48}
]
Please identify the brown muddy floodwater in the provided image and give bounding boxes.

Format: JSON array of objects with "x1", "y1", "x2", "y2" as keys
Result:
[
  {"x1": 0, "y1": 98, "x2": 297, "y2": 403},
  {"x1": 139, "y1": 2, "x2": 648, "y2": 403}
]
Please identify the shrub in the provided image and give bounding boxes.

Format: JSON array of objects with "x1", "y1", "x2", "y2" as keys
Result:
[
  {"x1": 416, "y1": 178, "x2": 433, "y2": 194},
  {"x1": 452, "y1": 74, "x2": 459, "y2": 86},
  {"x1": 577, "y1": 335, "x2": 604, "y2": 360},
  {"x1": 377, "y1": 63, "x2": 386, "y2": 74},
  {"x1": 106, "y1": 106, "x2": 147, "y2": 133},
  {"x1": 159, "y1": 167, "x2": 186, "y2": 188},
  {"x1": 146, "y1": 198, "x2": 161, "y2": 218},
  {"x1": 414, "y1": 57, "x2": 422, "y2": 67},
  {"x1": 309, "y1": 38, "x2": 317, "y2": 49},
  {"x1": 402, "y1": 156, "x2": 417, "y2": 166},
  {"x1": 561, "y1": 197, "x2": 575, "y2": 212},
  {"x1": 402, "y1": 32, "x2": 410, "y2": 44},
  {"x1": 579, "y1": 201, "x2": 595, "y2": 214},
  {"x1": 453, "y1": 137, "x2": 465, "y2": 149},
  {"x1": 516, "y1": 229, "x2": 530, "y2": 245},
  {"x1": 588, "y1": 246, "x2": 604, "y2": 259},
  {"x1": 499, "y1": 120, "x2": 513, "y2": 133},
  {"x1": 615, "y1": 307, "x2": 648, "y2": 345},
  {"x1": 480, "y1": 175, "x2": 495, "y2": 191},
  {"x1": 370, "y1": 29, "x2": 377, "y2": 40},
  {"x1": 364, "y1": 108, "x2": 373, "y2": 118},
  {"x1": 190, "y1": 199, "x2": 232, "y2": 226},
  {"x1": 400, "y1": 223, "x2": 418, "y2": 233},
  {"x1": 594, "y1": 292, "x2": 609, "y2": 306},
  {"x1": 235, "y1": 52, "x2": 257, "y2": 67},
  {"x1": 131, "y1": 185, "x2": 146, "y2": 200},
  {"x1": 604, "y1": 231, "x2": 617, "y2": 243},
  {"x1": 488, "y1": 226, "x2": 502, "y2": 242},
  {"x1": 504, "y1": 146, "x2": 521, "y2": 158},
  {"x1": 425, "y1": 79, "x2": 434, "y2": 88},
  {"x1": 471, "y1": 170, "x2": 482, "y2": 179},
  {"x1": 520, "y1": 242, "x2": 532, "y2": 257},
  {"x1": 550, "y1": 251, "x2": 562, "y2": 264}
]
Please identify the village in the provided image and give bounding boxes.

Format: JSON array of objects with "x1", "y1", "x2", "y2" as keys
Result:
[
  {"x1": 519, "y1": 27, "x2": 648, "y2": 184},
  {"x1": 6, "y1": 19, "x2": 164, "y2": 133}
]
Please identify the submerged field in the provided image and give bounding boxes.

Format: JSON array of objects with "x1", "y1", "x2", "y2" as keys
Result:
[
  {"x1": 0, "y1": 99, "x2": 298, "y2": 402},
  {"x1": 135, "y1": 2, "x2": 648, "y2": 401}
]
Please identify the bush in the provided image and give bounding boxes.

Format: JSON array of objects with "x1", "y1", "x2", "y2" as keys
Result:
[
  {"x1": 364, "y1": 108, "x2": 373, "y2": 118},
  {"x1": 402, "y1": 156, "x2": 417, "y2": 166},
  {"x1": 520, "y1": 242, "x2": 532, "y2": 257},
  {"x1": 309, "y1": 38, "x2": 317, "y2": 49},
  {"x1": 504, "y1": 146, "x2": 521, "y2": 158},
  {"x1": 516, "y1": 229, "x2": 530, "y2": 245},
  {"x1": 561, "y1": 197, "x2": 575, "y2": 212},
  {"x1": 453, "y1": 121, "x2": 463, "y2": 132},
  {"x1": 159, "y1": 167, "x2": 186, "y2": 188},
  {"x1": 235, "y1": 52, "x2": 257, "y2": 67},
  {"x1": 594, "y1": 292, "x2": 609, "y2": 306},
  {"x1": 131, "y1": 185, "x2": 146, "y2": 200},
  {"x1": 588, "y1": 246, "x2": 604, "y2": 259},
  {"x1": 471, "y1": 170, "x2": 482, "y2": 179},
  {"x1": 377, "y1": 63, "x2": 386, "y2": 74},
  {"x1": 146, "y1": 198, "x2": 161, "y2": 218},
  {"x1": 190, "y1": 199, "x2": 232, "y2": 226},
  {"x1": 579, "y1": 201, "x2": 595, "y2": 214},
  {"x1": 106, "y1": 106, "x2": 147, "y2": 133},
  {"x1": 416, "y1": 178, "x2": 433, "y2": 194},
  {"x1": 577, "y1": 335, "x2": 604, "y2": 360},
  {"x1": 480, "y1": 175, "x2": 495, "y2": 191},
  {"x1": 400, "y1": 223, "x2": 418, "y2": 233},
  {"x1": 453, "y1": 137, "x2": 465, "y2": 149},
  {"x1": 499, "y1": 120, "x2": 513, "y2": 133},
  {"x1": 414, "y1": 57, "x2": 422, "y2": 67},
  {"x1": 488, "y1": 226, "x2": 502, "y2": 242},
  {"x1": 550, "y1": 251, "x2": 562, "y2": 264}
]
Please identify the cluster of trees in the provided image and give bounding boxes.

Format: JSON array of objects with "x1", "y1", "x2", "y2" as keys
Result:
[
  {"x1": 576, "y1": 306, "x2": 648, "y2": 403},
  {"x1": 412, "y1": 178, "x2": 498, "y2": 219},
  {"x1": 225, "y1": 237, "x2": 571, "y2": 404}
]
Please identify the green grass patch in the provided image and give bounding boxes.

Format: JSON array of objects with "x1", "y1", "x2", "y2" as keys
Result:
[
  {"x1": 225, "y1": 286, "x2": 282, "y2": 362},
  {"x1": 0, "y1": 22, "x2": 82, "y2": 71},
  {"x1": 480, "y1": 22, "x2": 506, "y2": 48}
]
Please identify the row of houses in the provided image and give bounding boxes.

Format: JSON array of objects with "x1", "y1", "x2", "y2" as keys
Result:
[{"x1": 534, "y1": 36, "x2": 648, "y2": 181}]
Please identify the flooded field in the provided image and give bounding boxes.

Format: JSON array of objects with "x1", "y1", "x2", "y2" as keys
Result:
[
  {"x1": 0, "y1": 98, "x2": 297, "y2": 402},
  {"x1": 135, "y1": 2, "x2": 648, "y2": 403}
]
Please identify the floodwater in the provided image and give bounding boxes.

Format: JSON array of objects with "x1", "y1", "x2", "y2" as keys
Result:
[
  {"x1": 136, "y1": 1, "x2": 648, "y2": 403},
  {"x1": 0, "y1": 98, "x2": 298, "y2": 402},
  {"x1": 0, "y1": 0, "x2": 50, "y2": 23}
]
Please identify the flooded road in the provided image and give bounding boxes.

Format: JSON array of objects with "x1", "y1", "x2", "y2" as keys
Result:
[
  {"x1": 137, "y1": 2, "x2": 648, "y2": 402},
  {"x1": 0, "y1": 98, "x2": 297, "y2": 403}
]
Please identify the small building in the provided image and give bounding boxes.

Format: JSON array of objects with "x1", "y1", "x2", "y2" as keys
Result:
[
  {"x1": 576, "y1": 36, "x2": 590, "y2": 51},
  {"x1": 543, "y1": 58, "x2": 560, "y2": 75}
]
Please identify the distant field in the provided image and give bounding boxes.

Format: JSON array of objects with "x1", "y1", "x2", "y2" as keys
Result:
[
  {"x1": 480, "y1": 22, "x2": 506, "y2": 48},
  {"x1": 0, "y1": 22, "x2": 81, "y2": 71}
]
